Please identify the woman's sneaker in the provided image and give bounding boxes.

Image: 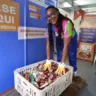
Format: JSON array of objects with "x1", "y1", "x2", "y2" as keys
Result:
[{"x1": 73, "y1": 71, "x2": 79, "y2": 77}]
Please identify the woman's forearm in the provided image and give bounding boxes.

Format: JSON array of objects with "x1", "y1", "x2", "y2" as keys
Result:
[
  {"x1": 46, "y1": 44, "x2": 50, "y2": 60},
  {"x1": 46, "y1": 39, "x2": 50, "y2": 60},
  {"x1": 61, "y1": 46, "x2": 68, "y2": 63}
]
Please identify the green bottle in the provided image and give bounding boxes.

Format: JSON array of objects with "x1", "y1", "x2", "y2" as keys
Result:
[{"x1": 30, "y1": 74, "x2": 35, "y2": 83}]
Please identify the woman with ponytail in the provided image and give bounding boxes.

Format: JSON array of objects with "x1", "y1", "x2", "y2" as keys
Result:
[{"x1": 43, "y1": 6, "x2": 78, "y2": 76}]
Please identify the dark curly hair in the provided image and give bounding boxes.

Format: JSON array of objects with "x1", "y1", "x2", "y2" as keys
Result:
[{"x1": 46, "y1": 6, "x2": 74, "y2": 50}]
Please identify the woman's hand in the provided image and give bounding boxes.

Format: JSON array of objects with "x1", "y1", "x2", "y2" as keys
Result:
[
  {"x1": 55, "y1": 62, "x2": 65, "y2": 75},
  {"x1": 43, "y1": 59, "x2": 51, "y2": 71}
]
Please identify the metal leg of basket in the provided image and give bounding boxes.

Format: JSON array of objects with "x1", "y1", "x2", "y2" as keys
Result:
[
  {"x1": 94, "y1": 54, "x2": 96, "y2": 64},
  {"x1": 93, "y1": 54, "x2": 96, "y2": 76}
]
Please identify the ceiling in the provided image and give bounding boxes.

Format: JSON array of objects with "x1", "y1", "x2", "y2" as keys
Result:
[{"x1": 58, "y1": 0, "x2": 96, "y2": 12}]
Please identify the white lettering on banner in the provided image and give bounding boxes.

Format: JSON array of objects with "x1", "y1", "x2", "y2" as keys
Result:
[
  {"x1": 0, "y1": 4, "x2": 16, "y2": 24},
  {"x1": 10, "y1": 6, "x2": 16, "y2": 14},
  {"x1": 18, "y1": 27, "x2": 46, "y2": 40},
  {"x1": 2, "y1": 4, "x2": 9, "y2": 13},
  {"x1": 0, "y1": 0, "x2": 19, "y2": 31},
  {"x1": 0, "y1": 25, "x2": 16, "y2": 30},
  {"x1": 0, "y1": 15, "x2": 14, "y2": 24},
  {"x1": 2, "y1": 4, "x2": 16, "y2": 14}
]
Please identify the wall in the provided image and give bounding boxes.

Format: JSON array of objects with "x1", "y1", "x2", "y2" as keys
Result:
[{"x1": 0, "y1": 0, "x2": 26, "y2": 94}]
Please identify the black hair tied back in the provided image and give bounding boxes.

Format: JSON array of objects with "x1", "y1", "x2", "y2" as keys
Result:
[{"x1": 46, "y1": 6, "x2": 74, "y2": 50}]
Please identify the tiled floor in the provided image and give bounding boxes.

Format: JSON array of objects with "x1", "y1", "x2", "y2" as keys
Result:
[{"x1": 2, "y1": 59, "x2": 96, "y2": 96}]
